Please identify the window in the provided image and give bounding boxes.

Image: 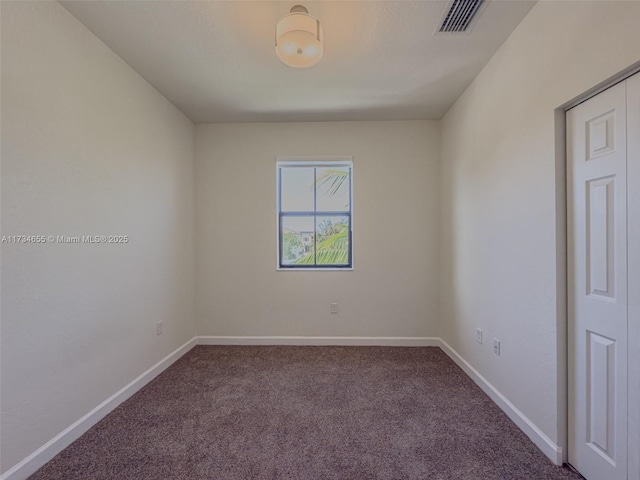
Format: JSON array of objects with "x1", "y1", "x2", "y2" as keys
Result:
[{"x1": 277, "y1": 157, "x2": 353, "y2": 269}]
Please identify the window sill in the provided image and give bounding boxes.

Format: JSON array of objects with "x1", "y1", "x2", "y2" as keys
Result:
[{"x1": 277, "y1": 267, "x2": 354, "y2": 272}]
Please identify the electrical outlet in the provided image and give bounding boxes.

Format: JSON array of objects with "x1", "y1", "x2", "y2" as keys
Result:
[
  {"x1": 493, "y1": 338, "x2": 500, "y2": 356},
  {"x1": 330, "y1": 302, "x2": 338, "y2": 314},
  {"x1": 476, "y1": 328, "x2": 483, "y2": 345},
  {"x1": 157, "y1": 321, "x2": 163, "y2": 336}
]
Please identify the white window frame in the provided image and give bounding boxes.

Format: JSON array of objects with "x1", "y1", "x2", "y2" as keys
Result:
[{"x1": 276, "y1": 156, "x2": 354, "y2": 271}]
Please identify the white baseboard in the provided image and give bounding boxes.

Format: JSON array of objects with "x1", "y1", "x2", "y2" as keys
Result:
[
  {"x1": 438, "y1": 339, "x2": 563, "y2": 466},
  {"x1": 0, "y1": 337, "x2": 198, "y2": 480},
  {"x1": 197, "y1": 336, "x2": 441, "y2": 346}
]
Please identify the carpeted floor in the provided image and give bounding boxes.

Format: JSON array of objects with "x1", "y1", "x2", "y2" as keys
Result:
[{"x1": 29, "y1": 346, "x2": 583, "y2": 480}]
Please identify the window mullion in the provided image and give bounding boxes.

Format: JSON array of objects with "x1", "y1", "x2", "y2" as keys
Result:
[{"x1": 313, "y1": 167, "x2": 317, "y2": 266}]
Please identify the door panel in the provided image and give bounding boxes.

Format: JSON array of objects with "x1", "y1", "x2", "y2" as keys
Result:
[
  {"x1": 586, "y1": 175, "x2": 615, "y2": 298},
  {"x1": 587, "y1": 331, "x2": 616, "y2": 461},
  {"x1": 568, "y1": 80, "x2": 628, "y2": 480}
]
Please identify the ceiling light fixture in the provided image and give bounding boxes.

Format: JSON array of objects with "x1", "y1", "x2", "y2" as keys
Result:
[{"x1": 275, "y1": 5, "x2": 323, "y2": 69}]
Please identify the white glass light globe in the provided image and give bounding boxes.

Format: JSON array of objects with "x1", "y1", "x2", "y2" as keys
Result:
[{"x1": 275, "y1": 8, "x2": 323, "y2": 69}]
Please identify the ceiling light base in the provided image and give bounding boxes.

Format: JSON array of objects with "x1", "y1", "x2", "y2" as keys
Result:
[{"x1": 289, "y1": 5, "x2": 309, "y2": 14}]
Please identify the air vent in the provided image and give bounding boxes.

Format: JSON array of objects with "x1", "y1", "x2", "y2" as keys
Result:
[{"x1": 437, "y1": 0, "x2": 486, "y2": 34}]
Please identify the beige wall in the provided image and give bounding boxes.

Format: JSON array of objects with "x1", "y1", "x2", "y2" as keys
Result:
[
  {"x1": 1, "y1": 2, "x2": 196, "y2": 473},
  {"x1": 196, "y1": 121, "x2": 440, "y2": 338},
  {"x1": 6, "y1": 0, "x2": 640, "y2": 476},
  {"x1": 440, "y1": 0, "x2": 640, "y2": 454}
]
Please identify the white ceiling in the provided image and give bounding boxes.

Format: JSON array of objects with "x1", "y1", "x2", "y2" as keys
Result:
[{"x1": 61, "y1": 0, "x2": 536, "y2": 124}]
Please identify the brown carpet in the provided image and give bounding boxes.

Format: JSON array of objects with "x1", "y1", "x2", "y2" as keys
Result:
[{"x1": 29, "y1": 346, "x2": 582, "y2": 480}]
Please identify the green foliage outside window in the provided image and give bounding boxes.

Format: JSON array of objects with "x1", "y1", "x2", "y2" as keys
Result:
[{"x1": 295, "y1": 221, "x2": 348, "y2": 265}]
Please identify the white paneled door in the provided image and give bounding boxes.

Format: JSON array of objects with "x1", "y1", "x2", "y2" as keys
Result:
[{"x1": 568, "y1": 74, "x2": 639, "y2": 480}]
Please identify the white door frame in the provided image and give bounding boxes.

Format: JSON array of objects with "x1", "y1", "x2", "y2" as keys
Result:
[{"x1": 626, "y1": 72, "x2": 640, "y2": 480}]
